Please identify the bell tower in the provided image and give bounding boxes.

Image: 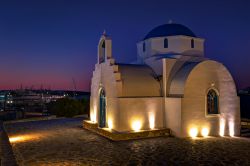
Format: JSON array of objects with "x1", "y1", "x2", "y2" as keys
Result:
[{"x1": 98, "y1": 31, "x2": 112, "y2": 64}]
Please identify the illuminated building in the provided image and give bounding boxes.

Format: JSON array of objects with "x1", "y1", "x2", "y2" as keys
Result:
[{"x1": 88, "y1": 23, "x2": 240, "y2": 137}]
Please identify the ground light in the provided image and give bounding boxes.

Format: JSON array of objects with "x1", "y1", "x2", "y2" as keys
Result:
[
  {"x1": 108, "y1": 119, "x2": 113, "y2": 129},
  {"x1": 90, "y1": 110, "x2": 97, "y2": 123},
  {"x1": 9, "y1": 134, "x2": 38, "y2": 143},
  {"x1": 201, "y1": 128, "x2": 209, "y2": 137},
  {"x1": 220, "y1": 118, "x2": 225, "y2": 136},
  {"x1": 189, "y1": 128, "x2": 198, "y2": 138},
  {"x1": 132, "y1": 121, "x2": 141, "y2": 131},
  {"x1": 9, "y1": 136, "x2": 25, "y2": 143},
  {"x1": 229, "y1": 121, "x2": 235, "y2": 137},
  {"x1": 149, "y1": 113, "x2": 155, "y2": 129}
]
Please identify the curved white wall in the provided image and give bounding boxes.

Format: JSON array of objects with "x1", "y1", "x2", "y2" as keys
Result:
[{"x1": 181, "y1": 60, "x2": 240, "y2": 137}]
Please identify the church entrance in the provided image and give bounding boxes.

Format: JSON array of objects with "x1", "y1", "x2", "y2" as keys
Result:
[{"x1": 99, "y1": 89, "x2": 106, "y2": 128}]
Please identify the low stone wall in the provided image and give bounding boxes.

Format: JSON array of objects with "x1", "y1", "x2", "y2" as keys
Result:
[
  {"x1": 241, "y1": 119, "x2": 250, "y2": 137},
  {"x1": 0, "y1": 121, "x2": 18, "y2": 166},
  {"x1": 241, "y1": 119, "x2": 250, "y2": 129},
  {"x1": 83, "y1": 120, "x2": 171, "y2": 141}
]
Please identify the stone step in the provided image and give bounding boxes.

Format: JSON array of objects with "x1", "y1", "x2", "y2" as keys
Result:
[{"x1": 83, "y1": 120, "x2": 171, "y2": 141}]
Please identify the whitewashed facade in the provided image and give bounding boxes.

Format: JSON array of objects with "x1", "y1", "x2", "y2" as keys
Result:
[{"x1": 89, "y1": 24, "x2": 240, "y2": 137}]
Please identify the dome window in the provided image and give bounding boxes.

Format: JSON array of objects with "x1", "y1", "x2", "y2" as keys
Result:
[
  {"x1": 164, "y1": 38, "x2": 168, "y2": 48},
  {"x1": 143, "y1": 42, "x2": 146, "y2": 52},
  {"x1": 191, "y1": 39, "x2": 194, "y2": 48}
]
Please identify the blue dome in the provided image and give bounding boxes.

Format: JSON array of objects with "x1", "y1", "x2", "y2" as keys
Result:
[{"x1": 144, "y1": 23, "x2": 196, "y2": 40}]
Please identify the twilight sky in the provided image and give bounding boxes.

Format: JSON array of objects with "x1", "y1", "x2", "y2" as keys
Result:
[{"x1": 0, "y1": 0, "x2": 250, "y2": 91}]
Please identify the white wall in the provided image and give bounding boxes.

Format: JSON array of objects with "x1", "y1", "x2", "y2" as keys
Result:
[
  {"x1": 181, "y1": 60, "x2": 240, "y2": 137},
  {"x1": 164, "y1": 98, "x2": 182, "y2": 137},
  {"x1": 137, "y1": 36, "x2": 204, "y2": 61},
  {"x1": 90, "y1": 59, "x2": 120, "y2": 131},
  {"x1": 117, "y1": 97, "x2": 164, "y2": 132}
]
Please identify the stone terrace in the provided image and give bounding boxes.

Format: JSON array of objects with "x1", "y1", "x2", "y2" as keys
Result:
[{"x1": 4, "y1": 118, "x2": 250, "y2": 166}]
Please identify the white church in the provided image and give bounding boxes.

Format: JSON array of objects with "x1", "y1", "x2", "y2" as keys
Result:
[{"x1": 89, "y1": 23, "x2": 240, "y2": 137}]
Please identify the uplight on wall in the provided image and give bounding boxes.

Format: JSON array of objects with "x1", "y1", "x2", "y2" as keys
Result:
[
  {"x1": 149, "y1": 112, "x2": 155, "y2": 129},
  {"x1": 220, "y1": 118, "x2": 225, "y2": 136},
  {"x1": 108, "y1": 119, "x2": 113, "y2": 129},
  {"x1": 229, "y1": 121, "x2": 235, "y2": 137},
  {"x1": 201, "y1": 128, "x2": 209, "y2": 137},
  {"x1": 132, "y1": 121, "x2": 141, "y2": 132},
  {"x1": 189, "y1": 128, "x2": 198, "y2": 138},
  {"x1": 90, "y1": 109, "x2": 96, "y2": 123}
]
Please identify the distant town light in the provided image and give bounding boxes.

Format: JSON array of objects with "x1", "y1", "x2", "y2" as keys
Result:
[
  {"x1": 132, "y1": 120, "x2": 141, "y2": 131},
  {"x1": 189, "y1": 128, "x2": 198, "y2": 138},
  {"x1": 201, "y1": 128, "x2": 209, "y2": 137}
]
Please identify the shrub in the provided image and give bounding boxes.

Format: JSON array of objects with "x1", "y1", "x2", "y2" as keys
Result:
[{"x1": 47, "y1": 98, "x2": 89, "y2": 117}]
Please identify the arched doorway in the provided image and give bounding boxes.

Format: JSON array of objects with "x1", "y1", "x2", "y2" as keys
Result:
[{"x1": 99, "y1": 89, "x2": 106, "y2": 128}]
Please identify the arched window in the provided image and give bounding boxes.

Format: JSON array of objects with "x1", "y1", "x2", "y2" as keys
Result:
[
  {"x1": 191, "y1": 39, "x2": 194, "y2": 48},
  {"x1": 164, "y1": 38, "x2": 168, "y2": 48},
  {"x1": 143, "y1": 42, "x2": 146, "y2": 52},
  {"x1": 207, "y1": 89, "x2": 219, "y2": 114}
]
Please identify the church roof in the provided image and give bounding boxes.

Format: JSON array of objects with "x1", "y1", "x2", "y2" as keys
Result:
[
  {"x1": 116, "y1": 64, "x2": 162, "y2": 97},
  {"x1": 144, "y1": 23, "x2": 196, "y2": 40},
  {"x1": 169, "y1": 62, "x2": 200, "y2": 96}
]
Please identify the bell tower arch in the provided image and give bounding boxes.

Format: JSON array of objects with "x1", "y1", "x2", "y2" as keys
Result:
[{"x1": 98, "y1": 31, "x2": 112, "y2": 64}]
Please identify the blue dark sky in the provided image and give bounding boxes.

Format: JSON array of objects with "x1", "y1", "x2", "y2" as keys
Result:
[{"x1": 0, "y1": 0, "x2": 249, "y2": 91}]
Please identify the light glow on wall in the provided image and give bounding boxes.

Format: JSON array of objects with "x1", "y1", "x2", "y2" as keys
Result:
[
  {"x1": 229, "y1": 121, "x2": 235, "y2": 137},
  {"x1": 189, "y1": 128, "x2": 198, "y2": 138},
  {"x1": 220, "y1": 118, "x2": 225, "y2": 136},
  {"x1": 201, "y1": 128, "x2": 209, "y2": 137},
  {"x1": 132, "y1": 121, "x2": 141, "y2": 132},
  {"x1": 108, "y1": 119, "x2": 113, "y2": 129},
  {"x1": 90, "y1": 106, "x2": 97, "y2": 123},
  {"x1": 90, "y1": 112, "x2": 96, "y2": 122},
  {"x1": 149, "y1": 112, "x2": 155, "y2": 129}
]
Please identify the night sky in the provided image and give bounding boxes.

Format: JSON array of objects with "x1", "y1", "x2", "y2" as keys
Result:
[{"x1": 0, "y1": 0, "x2": 249, "y2": 91}]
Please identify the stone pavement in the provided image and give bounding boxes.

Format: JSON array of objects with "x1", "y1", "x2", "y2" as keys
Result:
[
  {"x1": 0, "y1": 121, "x2": 18, "y2": 166},
  {"x1": 4, "y1": 118, "x2": 250, "y2": 166}
]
